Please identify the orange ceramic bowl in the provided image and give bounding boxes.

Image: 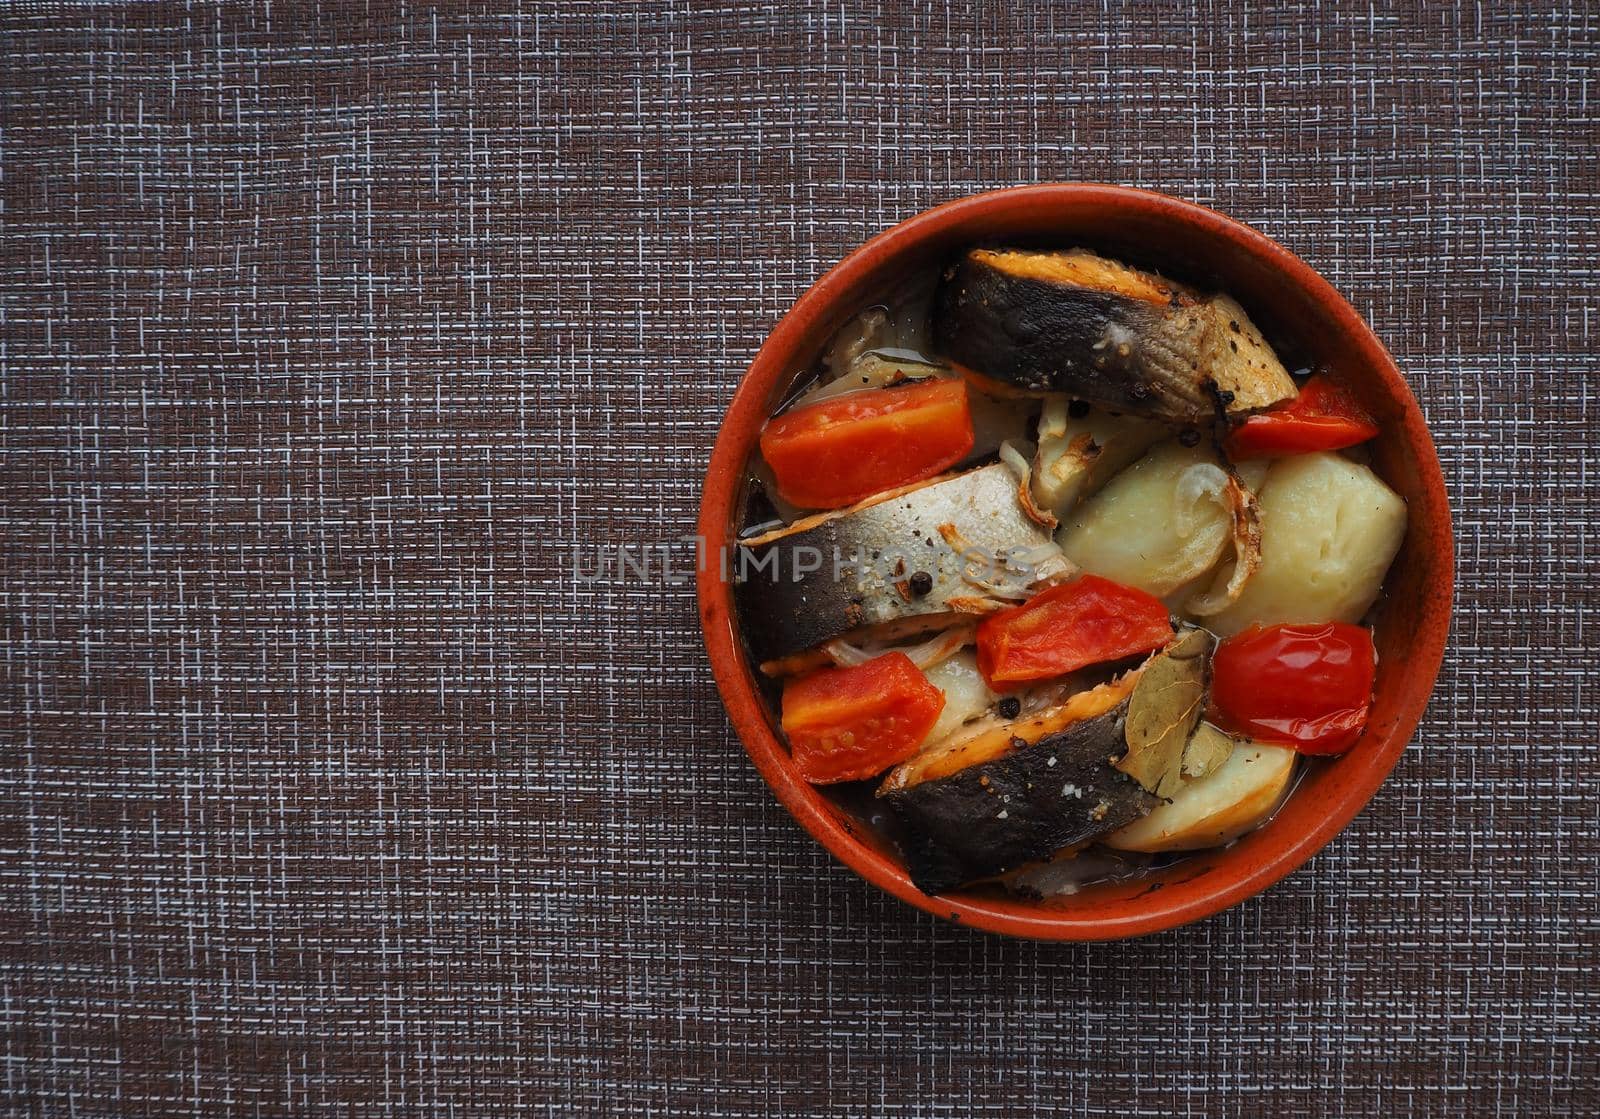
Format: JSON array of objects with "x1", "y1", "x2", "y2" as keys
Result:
[{"x1": 697, "y1": 184, "x2": 1452, "y2": 940}]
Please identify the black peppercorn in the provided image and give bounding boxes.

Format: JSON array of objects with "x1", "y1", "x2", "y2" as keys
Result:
[
  {"x1": 908, "y1": 571, "x2": 933, "y2": 596},
  {"x1": 997, "y1": 697, "x2": 1022, "y2": 719},
  {"x1": 1178, "y1": 427, "x2": 1201, "y2": 447}
]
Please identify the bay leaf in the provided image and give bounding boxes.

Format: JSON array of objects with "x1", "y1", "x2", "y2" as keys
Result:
[
  {"x1": 1180, "y1": 721, "x2": 1237, "y2": 782},
  {"x1": 1116, "y1": 627, "x2": 1212, "y2": 797}
]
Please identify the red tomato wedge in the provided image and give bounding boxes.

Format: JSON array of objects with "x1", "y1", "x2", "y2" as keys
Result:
[
  {"x1": 780, "y1": 652, "x2": 946, "y2": 784},
  {"x1": 1210, "y1": 622, "x2": 1376, "y2": 755},
  {"x1": 1225, "y1": 375, "x2": 1380, "y2": 460},
  {"x1": 759, "y1": 378, "x2": 975, "y2": 510},
  {"x1": 975, "y1": 575, "x2": 1174, "y2": 690}
]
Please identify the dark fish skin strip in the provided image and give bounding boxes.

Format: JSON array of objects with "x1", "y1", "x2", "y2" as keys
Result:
[
  {"x1": 882, "y1": 700, "x2": 1157, "y2": 895},
  {"x1": 935, "y1": 251, "x2": 1216, "y2": 419}
]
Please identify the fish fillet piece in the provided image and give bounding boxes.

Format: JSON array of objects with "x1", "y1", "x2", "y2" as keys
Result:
[{"x1": 935, "y1": 248, "x2": 1296, "y2": 421}]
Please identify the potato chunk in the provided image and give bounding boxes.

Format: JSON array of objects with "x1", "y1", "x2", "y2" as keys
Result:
[
  {"x1": 1206, "y1": 452, "x2": 1406, "y2": 637},
  {"x1": 1106, "y1": 739, "x2": 1296, "y2": 852},
  {"x1": 1057, "y1": 440, "x2": 1238, "y2": 598}
]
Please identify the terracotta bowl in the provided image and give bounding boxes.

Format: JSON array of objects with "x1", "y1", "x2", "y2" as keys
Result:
[{"x1": 697, "y1": 184, "x2": 1452, "y2": 940}]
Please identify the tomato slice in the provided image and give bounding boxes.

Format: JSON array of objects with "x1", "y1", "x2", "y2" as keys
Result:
[
  {"x1": 1210, "y1": 622, "x2": 1376, "y2": 755},
  {"x1": 975, "y1": 575, "x2": 1173, "y2": 690},
  {"x1": 759, "y1": 378, "x2": 975, "y2": 510},
  {"x1": 780, "y1": 652, "x2": 946, "y2": 784},
  {"x1": 1225, "y1": 375, "x2": 1380, "y2": 460}
]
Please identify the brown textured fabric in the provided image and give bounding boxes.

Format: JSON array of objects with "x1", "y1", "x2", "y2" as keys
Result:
[{"x1": 3, "y1": 3, "x2": 1596, "y2": 1116}]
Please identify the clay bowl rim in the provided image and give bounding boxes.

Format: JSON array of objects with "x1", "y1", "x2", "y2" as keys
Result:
[{"x1": 696, "y1": 183, "x2": 1452, "y2": 940}]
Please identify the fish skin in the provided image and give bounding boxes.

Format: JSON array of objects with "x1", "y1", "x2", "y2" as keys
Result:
[
  {"x1": 882, "y1": 700, "x2": 1156, "y2": 895},
  {"x1": 935, "y1": 248, "x2": 1293, "y2": 421}
]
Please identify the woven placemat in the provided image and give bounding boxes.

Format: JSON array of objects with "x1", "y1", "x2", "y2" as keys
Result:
[{"x1": 3, "y1": 3, "x2": 1596, "y2": 1115}]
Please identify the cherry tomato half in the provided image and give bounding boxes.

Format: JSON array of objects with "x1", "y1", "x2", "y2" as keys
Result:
[
  {"x1": 759, "y1": 378, "x2": 974, "y2": 510},
  {"x1": 1210, "y1": 622, "x2": 1376, "y2": 755},
  {"x1": 780, "y1": 652, "x2": 946, "y2": 784},
  {"x1": 976, "y1": 575, "x2": 1174, "y2": 690},
  {"x1": 1225, "y1": 375, "x2": 1380, "y2": 460}
]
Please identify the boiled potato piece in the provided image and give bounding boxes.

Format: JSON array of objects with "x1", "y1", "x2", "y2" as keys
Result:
[
  {"x1": 1058, "y1": 440, "x2": 1238, "y2": 597},
  {"x1": 1206, "y1": 451, "x2": 1406, "y2": 637},
  {"x1": 919, "y1": 650, "x2": 997, "y2": 748},
  {"x1": 1106, "y1": 740, "x2": 1296, "y2": 852},
  {"x1": 1031, "y1": 398, "x2": 1164, "y2": 519}
]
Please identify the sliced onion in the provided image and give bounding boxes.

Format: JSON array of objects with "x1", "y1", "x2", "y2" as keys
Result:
[
  {"x1": 823, "y1": 307, "x2": 890, "y2": 373},
  {"x1": 960, "y1": 523, "x2": 1074, "y2": 600},
  {"x1": 959, "y1": 572, "x2": 1034, "y2": 601},
  {"x1": 1173, "y1": 462, "x2": 1231, "y2": 539},
  {"x1": 899, "y1": 624, "x2": 977, "y2": 669},
  {"x1": 820, "y1": 638, "x2": 875, "y2": 667},
  {"x1": 1009, "y1": 542, "x2": 1068, "y2": 569},
  {"x1": 998, "y1": 439, "x2": 1058, "y2": 530},
  {"x1": 1184, "y1": 475, "x2": 1263, "y2": 617},
  {"x1": 870, "y1": 346, "x2": 937, "y2": 364},
  {"x1": 1037, "y1": 395, "x2": 1070, "y2": 442},
  {"x1": 997, "y1": 438, "x2": 1033, "y2": 481},
  {"x1": 794, "y1": 353, "x2": 949, "y2": 409},
  {"x1": 1016, "y1": 677, "x2": 1082, "y2": 716},
  {"x1": 821, "y1": 622, "x2": 977, "y2": 671}
]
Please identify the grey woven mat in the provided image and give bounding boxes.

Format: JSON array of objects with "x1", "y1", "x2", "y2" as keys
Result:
[{"x1": 4, "y1": 3, "x2": 1596, "y2": 1116}]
